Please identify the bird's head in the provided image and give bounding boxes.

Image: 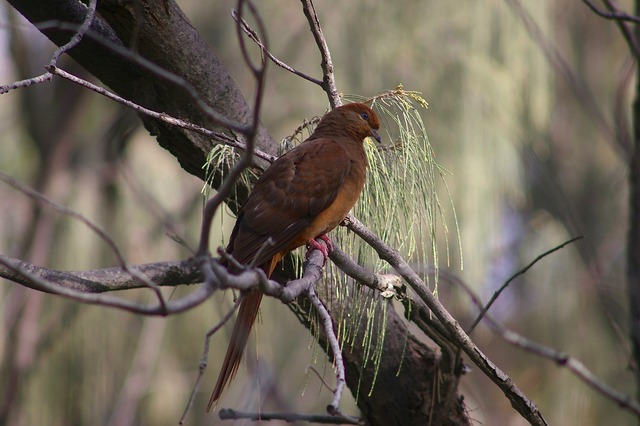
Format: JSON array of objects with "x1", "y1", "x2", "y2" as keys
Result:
[{"x1": 313, "y1": 102, "x2": 382, "y2": 144}]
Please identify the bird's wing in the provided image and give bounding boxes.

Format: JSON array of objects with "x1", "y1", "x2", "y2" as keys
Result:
[{"x1": 229, "y1": 137, "x2": 351, "y2": 267}]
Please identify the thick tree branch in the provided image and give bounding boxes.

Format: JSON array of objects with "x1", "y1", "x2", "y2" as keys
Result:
[
  {"x1": 6, "y1": 0, "x2": 277, "y2": 199},
  {"x1": 218, "y1": 409, "x2": 362, "y2": 424},
  {"x1": 0, "y1": 255, "x2": 200, "y2": 293}
]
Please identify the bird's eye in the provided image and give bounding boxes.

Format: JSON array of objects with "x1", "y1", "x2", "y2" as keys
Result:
[{"x1": 360, "y1": 112, "x2": 369, "y2": 121}]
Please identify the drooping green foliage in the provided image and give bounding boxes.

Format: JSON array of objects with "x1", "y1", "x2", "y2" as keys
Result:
[{"x1": 318, "y1": 87, "x2": 459, "y2": 397}]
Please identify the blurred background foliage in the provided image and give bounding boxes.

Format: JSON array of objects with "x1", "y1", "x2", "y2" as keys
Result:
[{"x1": 0, "y1": 0, "x2": 635, "y2": 425}]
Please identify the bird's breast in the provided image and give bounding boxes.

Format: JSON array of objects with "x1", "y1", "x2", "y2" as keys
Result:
[{"x1": 294, "y1": 155, "x2": 367, "y2": 246}]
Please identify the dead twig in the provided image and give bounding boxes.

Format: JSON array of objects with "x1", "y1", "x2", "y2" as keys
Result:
[{"x1": 467, "y1": 236, "x2": 583, "y2": 333}]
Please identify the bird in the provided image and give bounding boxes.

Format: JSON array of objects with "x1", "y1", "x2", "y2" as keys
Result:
[{"x1": 207, "y1": 102, "x2": 381, "y2": 411}]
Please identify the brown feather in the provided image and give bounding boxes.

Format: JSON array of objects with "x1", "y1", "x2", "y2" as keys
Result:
[{"x1": 207, "y1": 103, "x2": 380, "y2": 410}]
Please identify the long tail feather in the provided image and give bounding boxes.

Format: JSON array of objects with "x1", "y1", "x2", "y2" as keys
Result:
[{"x1": 207, "y1": 291, "x2": 263, "y2": 411}]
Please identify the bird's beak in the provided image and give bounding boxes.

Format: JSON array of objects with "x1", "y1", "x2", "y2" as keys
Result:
[{"x1": 370, "y1": 129, "x2": 382, "y2": 143}]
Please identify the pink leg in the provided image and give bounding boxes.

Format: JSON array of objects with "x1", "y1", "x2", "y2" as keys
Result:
[
  {"x1": 318, "y1": 234, "x2": 334, "y2": 253},
  {"x1": 307, "y1": 234, "x2": 333, "y2": 264}
]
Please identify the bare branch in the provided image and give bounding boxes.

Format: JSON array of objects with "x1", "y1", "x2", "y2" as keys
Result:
[
  {"x1": 0, "y1": 0, "x2": 97, "y2": 94},
  {"x1": 180, "y1": 296, "x2": 243, "y2": 424},
  {"x1": 441, "y1": 265, "x2": 640, "y2": 418},
  {"x1": 299, "y1": 0, "x2": 341, "y2": 108},
  {"x1": 0, "y1": 72, "x2": 52, "y2": 94},
  {"x1": 0, "y1": 255, "x2": 213, "y2": 315},
  {"x1": 582, "y1": 0, "x2": 640, "y2": 24},
  {"x1": 0, "y1": 255, "x2": 200, "y2": 293},
  {"x1": 613, "y1": 58, "x2": 634, "y2": 155},
  {"x1": 218, "y1": 408, "x2": 363, "y2": 424},
  {"x1": 600, "y1": 0, "x2": 640, "y2": 63},
  {"x1": 196, "y1": 0, "x2": 270, "y2": 257},
  {"x1": 45, "y1": 65, "x2": 273, "y2": 162},
  {"x1": 2, "y1": 17, "x2": 255, "y2": 136},
  {"x1": 0, "y1": 238, "x2": 331, "y2": 316},
  {"x1": 468, "y1": 236, "x2": 583, "y2": 333},
  {"x1": 343, "y1": 214, "x2": 549, "y2": 426},
  {"x1": 0, "y1": 171, "x2": 171, "y2": 310},
  {"x1": 233, "y1": 10, "x2": 324, "y2": 86},
  {"x1": 308, "y1": 285, "x2": 346, "y2": 416},
  {"x1": 485, "y1": 315, "x2": 640, "y2": 417},
  {"x1": 49, "y1": 0, "x2": 97, "y2": 64},
  {"x1": 329, "y1": 245, "x2": 406, "y2": 297}
]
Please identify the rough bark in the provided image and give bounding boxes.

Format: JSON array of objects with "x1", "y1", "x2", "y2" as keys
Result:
[
  {"x1": 8, "y1": 0, "x2": 276, "y2": 206},
  {"x1": 5, "y1": 0, "x2": 470, "y2": 423}
]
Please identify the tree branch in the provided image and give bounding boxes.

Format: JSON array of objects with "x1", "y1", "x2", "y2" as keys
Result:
[
  {"x1": 343, "y1": 214, "x2": 549, "y2": 426},
  {"x1": 582, "y1": 0, "x2": 640, "y2": 24},
  {"x1": 218, "y1": 409, "x2": 362, "y2": 425},
  {"x1": 486, "y1": 314, "x2": 640, "y2": 417},
  {"x1": 233, "y1": 10, "x2": 324, "y2": 86},
  {"x1": 468, "y1": 236, "x2": 584, "y2": 333},
  {"x1": 299, "y1": 0, "x2": 341, "y2": 108}
]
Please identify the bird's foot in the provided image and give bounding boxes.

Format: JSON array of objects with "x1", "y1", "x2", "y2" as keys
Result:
[{"x1": 307, "y1": 235, "x2": 333, "y2": 264}]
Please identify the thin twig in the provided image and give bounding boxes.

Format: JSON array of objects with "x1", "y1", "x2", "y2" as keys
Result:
[
  {"x1": 467, "y1": 236, "x2": 583, "y2": 333},
  {"x1": 196, "y1": 0, "x2": 269, "y2": 257},
  {"x1": 2, "y1": 16, "x2": 253, "y2": 135},
  {"x1": 439, "y1": 264, "x2": 640, "y2": 418},
  {"x1": 505, "y1": 0, "x2": 627, "y2": 157},
  {"x1": 308, "y1": 276, "x2": 346, "y2": 415},
  {"x1": 50, "y1": 0, "x2": 97, "y2": 64},
  {"x1": 485, "y1": 308, "x2": 640, "y2": 417},
  {"x1": 299, "y1": 0, "x2": 341, "y2": 108},
  {"x1": 45, "y1": 66, "x2": 273, "y2": 162},
  {"x1": 0, "y1": 171, "x2": 169, "y2": 311},
  {"x1": 0, "y1": 73, "x2": 52, "y2": 94},
  {"x1": 305, "y1": 365, "x2": 336, "y2": 394},
  {"x1": 0, "y1": 0, "x2": 97, "y2": 94},
  {"x1": 613, "y1": 57, "x2": 634, "y2": 155},
  {"x1": 179, "y1": 296, "x2": 243, "y2": 424},
  {"x1": 0, "y1": 255, "x2": 213, "y2": 315},
  {"x1": 232, "y1": 10, "x2": 323, "y2": 86},
  {"x1": 182, "y1": 240, "x2": 332, "y2": 420},
  {"x1": 601, "y1": 0, "x2": 640, "y2": 60},
  {"x1": 0, "y1": 255, "x2": 199, "y2": 293}
]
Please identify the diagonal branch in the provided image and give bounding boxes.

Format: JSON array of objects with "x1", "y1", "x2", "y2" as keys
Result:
[
  {"x1": 582, "y1": 0, "x2": 640, "y2": 24},
  {"x1": 468, "y1": 236, "x2": 584, "y2": 333},
  {"x1": 232, "y1": 10, "x2": 324, "y2": 86},
  {"x1": 343, "y1": 214, "x2": 549, "y2": 426},
  {"x1": 0, "y1": 171, "x2": 170, "y2": 310},
  {"x1": 196, "y1": 0, "x2": 269, "y2": 257},
  {"x1": 438, "y1": 260, "x2": 640, "y2": 418},
  {"x1": 486, "y1": 314, "x2": 640, "y2": 417},
  {"x1": 299, "y1": 0, "x2": 340, "y2": 108},
  {"x1": 0, "y1": 0, "x2": 97, "y2": 94},
  {"x1": 45, "y1": 65, "x2": 274, "y2": 162}
]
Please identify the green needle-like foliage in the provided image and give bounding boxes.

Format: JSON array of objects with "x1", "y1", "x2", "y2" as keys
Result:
[{"x1": 322, "y1": 87, "x2": 461, "y2": 398}]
